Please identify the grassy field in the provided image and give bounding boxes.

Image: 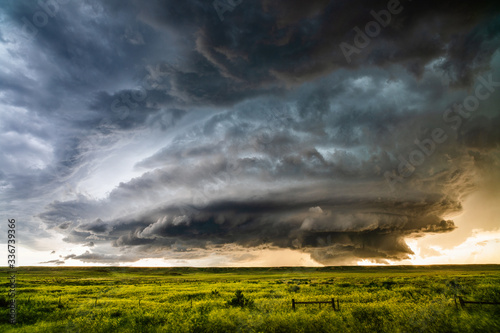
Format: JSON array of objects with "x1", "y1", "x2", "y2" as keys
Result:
[{"x1": 1, "y1": 265, "x2": 500, "y2": 332}]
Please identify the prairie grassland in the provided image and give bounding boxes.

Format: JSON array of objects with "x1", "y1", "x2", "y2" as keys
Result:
[{"x1": 1, "y1": 265, "x2": 500, "y2": 332}]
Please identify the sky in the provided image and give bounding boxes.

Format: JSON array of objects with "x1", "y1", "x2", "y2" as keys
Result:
[{"x1": 1, "y1": 0, "x2": 500, "y2": 267}]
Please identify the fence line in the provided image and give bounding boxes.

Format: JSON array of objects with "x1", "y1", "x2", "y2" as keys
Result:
[
  {"x1": 292, "y1": 298, "x2": 340, "y2": 311},
  {"x1": 455, "y1": 295, "x2": 500, "y2": 308}
]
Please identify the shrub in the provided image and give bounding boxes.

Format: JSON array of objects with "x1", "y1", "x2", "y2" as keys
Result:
[
  {"x1": 227, "y1": 290, "x2": 253, "y2": 307},
  {"x1": 0, "y1": 297, "x2": 9, "y2": 307}
]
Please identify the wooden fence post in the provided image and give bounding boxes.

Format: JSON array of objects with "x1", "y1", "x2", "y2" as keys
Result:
[{"x1": 292, "y1": 298, "x2": 340, "y2": 311}]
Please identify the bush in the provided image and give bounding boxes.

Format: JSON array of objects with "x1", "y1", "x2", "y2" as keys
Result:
[{"x1": 227, "y1": 290, "x2": 253, "y2": 307}]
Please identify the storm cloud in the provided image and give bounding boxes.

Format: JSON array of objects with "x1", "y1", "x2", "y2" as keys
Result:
[{"x1": 1, "y1": 0, "x2": 500, "y2": 265}]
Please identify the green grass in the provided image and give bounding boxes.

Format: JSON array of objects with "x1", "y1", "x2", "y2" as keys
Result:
[{"x1": 1, "y1": 265, "x2": 500, "y2": 332}]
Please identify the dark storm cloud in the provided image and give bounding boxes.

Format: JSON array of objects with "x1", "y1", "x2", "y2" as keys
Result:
[
  {"x1": 0, "y1": 0, "x2": 187, "y2": 206},
  {"x1": 88, "y1": 90, "x2": 179, "y2": 130},
  {"x1": 76, "y1": 218, "x2": 109, "y2": 234},
  {"x1": 2, "y1": 0, "x2": 499, "y2": 120},
  {"x1": 459, "y1": 114, "x2": 500, "y2": 149},
  {"x1": 43, "y1": 190, "x2": 459, "y2": 264},
  {"x1": 36, "y1": 60, "x2": 498, "y2": 263},
  {"x1": 134, "y1": 0, "x2": 500, "y2": 100},
  {"x1": 2, "y1": 0, "x2": 500, "y2": 265}
]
